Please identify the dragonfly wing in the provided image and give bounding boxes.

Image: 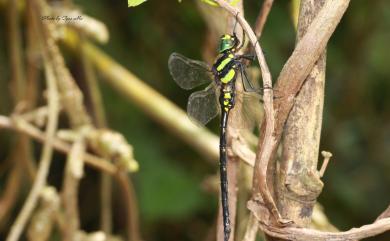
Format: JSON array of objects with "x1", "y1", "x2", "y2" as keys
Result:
[
  {"x1": 239, "y1": 64, "x2": 263, "y2": 94},
  {"x1": 168, "y1": 52, "x2": 214, "y2": 90},
  {"x1": 187, "y1": 84, "x2": 220, "y2": 126},
  {"x1": 234, "y1": 92, "x2": 264, "y2": 131}
]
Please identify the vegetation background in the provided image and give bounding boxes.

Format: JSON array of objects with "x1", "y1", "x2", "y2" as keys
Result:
[{"x1": 0, "y1": 0, "x2": 389, "y2": 240}]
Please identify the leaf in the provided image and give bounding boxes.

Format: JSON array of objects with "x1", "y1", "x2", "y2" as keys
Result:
[
  {"x1": 200, "y1": 0, "x2": 241, "y2": 7},
  {"x1": 201, "y1": 0, "x2": 218, "y2": 6},
  {"x1": 128, "y1": 0, "x2": 147, "y2": 7}
]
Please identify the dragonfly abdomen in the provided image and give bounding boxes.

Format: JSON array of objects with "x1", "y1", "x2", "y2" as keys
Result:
[{"x1": 219, "y1": 89, "x2": 235, "y2": 112}]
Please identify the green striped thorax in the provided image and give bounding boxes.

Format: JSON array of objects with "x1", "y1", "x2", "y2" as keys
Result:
[{"x1": 218, "y1": 34, "x2": 239, "y2": 53}]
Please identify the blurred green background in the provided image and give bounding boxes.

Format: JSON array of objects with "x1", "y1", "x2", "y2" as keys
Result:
[{"x1": 0, "y1": 0, "x2": 389, "y2": 240}]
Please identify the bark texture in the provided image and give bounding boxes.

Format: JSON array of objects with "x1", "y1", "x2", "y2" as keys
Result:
[{"x1": 277, "y1": 0, "x2": 327, "y2": 227}]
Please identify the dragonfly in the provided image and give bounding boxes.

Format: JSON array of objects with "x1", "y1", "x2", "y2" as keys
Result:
[{"x1": 168, "y1": 31, "x2": 262, "y2": 241}]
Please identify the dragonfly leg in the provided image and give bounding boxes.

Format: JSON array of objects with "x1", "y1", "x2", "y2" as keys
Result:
[
  {"x1": 236, "y1": 61, "x2": 261, "y2": 93},
  {"x1": 237, "y1": 53, "x2": 256, "y2": 62}
]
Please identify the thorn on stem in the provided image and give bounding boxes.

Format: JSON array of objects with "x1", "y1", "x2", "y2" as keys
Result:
[{"x1": 319, "y1": 151, "x2": 332, "y2": 178}]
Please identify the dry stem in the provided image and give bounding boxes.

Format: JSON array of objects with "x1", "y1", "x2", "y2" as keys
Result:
[
  {"x1": 115, "y1": 172, "x2": 142, "y2": 241},
  {"x1": 80, "y1": 32, "x2": 112, "y2": 234},
  {"x1": 0, "y1": 115, "x2": 117, "y2": 174},
  {"x1": 253, "y1": 0, "x2": 274, "y2": 39},
  {"x1": 6, "y1": 29, "x2": 60, "y2": 241},
  {"x1": 62, "y1": 137, "x2": 85, "y2": 241},
  {"x1": 275, "y1": 0, "x2": 327, "y2": 230},
  {"x1": 248, "y1": 200, "x2": 390, "y2": 241}
]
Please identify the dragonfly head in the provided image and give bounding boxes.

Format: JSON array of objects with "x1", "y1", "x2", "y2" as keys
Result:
[{"x1": 218, "y1": 34, "x2": 239, "y2": 53}]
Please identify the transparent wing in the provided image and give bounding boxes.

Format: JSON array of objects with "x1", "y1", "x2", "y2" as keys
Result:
[
  {"x1": 168, "y1": 52, "x2": 214, "y2": 90},
  {"x1": 241, "y1": 92, "x2": 264, "y2": 130},
  {"x1": 230, "y1": 91, "x2": 264, "y2": 132},
  {"x1": 187, "y1": 83, "x2": 220, "y2": 126},
  {"x1": 239, "y1": 63, "x2": 263, "y2": 94}
]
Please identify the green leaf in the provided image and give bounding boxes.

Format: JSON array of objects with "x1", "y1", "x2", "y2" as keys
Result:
[
  {"x1": 200, "y1": 0, "x2": 240, "y2": 7},
  {"x1": 201, "y1": 0, "x2": 218, "y2": 6},
  {"x1": 128, "y1": 0, "x2": 147, "y2": 7}
]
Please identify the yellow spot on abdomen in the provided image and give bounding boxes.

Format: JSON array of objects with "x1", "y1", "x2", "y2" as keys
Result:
[{"x1": 221, "y1": 69, "x2": 235, "y2": 84}]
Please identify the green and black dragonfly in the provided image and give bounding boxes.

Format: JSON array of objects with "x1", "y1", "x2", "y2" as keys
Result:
[{"x1": 168, "y1": 32, "x2": 262, "y2": 241}]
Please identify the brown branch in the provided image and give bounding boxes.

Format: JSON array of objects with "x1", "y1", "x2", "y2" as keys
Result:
[
  {"x1": 7, "y1": 0, "x2": 26, "y2": 102},
  {"x1": 37, "y1": 0, "x2": 91, "y2": 128},
  {"x1": 115, "y1": 172, "x2": 142, "y2": 241},
  {"x1": 62, "y1": 137, "x2": 85, "y2": 241},
  {"x1": 248, "y1": 201, "x2": 390, "y2": 241},
  {"x1": 275, "y1": 0, "x2": 328, "y2": 230},
  {"x1": 27, "y1": 186, "x2": 60, "y2": 241},
  {"x1": 79, "y1": 35, "x2": 113, "y2": 233},
  {"x1": 260, "y1": 219, "x2": 390, "y2": 241},
  {"x1": 377, "y1": 205, "x2": 390, "y2": 221},
  {"x1": 258, "y1": 0, "x2": 349, "y2": 225},
  {"x1": 8, "y1": 0, "x2": 37, "y2": 184},
  {"x1": 0, "y1": 164, "x2": 21, "y2": 227},
  {"x1": 0, "y1": 0, "x2": 34, "y2": 230},
  {"x1": 0, "y1": 115, "x2": 117, "y2": 174},
  {"x1": 6, "y1": 23, "x2": 60, "y2": 241},
  {"x1": 253, "y1": 0, "x2": 274, "y2": 39},
  {"x1": 25, "y1": 0, "x2": 40, "y2": 111},
  {"x1": 243, "y1": 0, "x2": 274, "y2": 60},
  {"x1": 273, "y1": 0, "x2": 350, "y2": 143}
]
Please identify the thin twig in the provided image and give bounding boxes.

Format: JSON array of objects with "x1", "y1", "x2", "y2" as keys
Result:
[
  {"x1": 62, "y1": 136, "x2": 85, "y2": 241},
  {"x1": 1, "y1": 0, "x2": 33, "y2": 230},
  {"x1": 6, "y1": 20, "x2": 60, "y2": 241},
  {"x1": 80, "y1": 33, "x2": 113, "y2": 233},
  {"x1": 8, "y1": 0, "x2": 37, "y2": 186},
  {"x1": 7, "y1": 0, "x2": 26, "y2": 102},
  {"x1": 319, "y1": 151, "x2": 332, "y2": 177},
  {"x1": 261, "y1": 219, "x2": 390, "y2": 241},
  {"x1": 0, "y1": 115, "x2": 117, "y2": 174},
  {"x1": 115, "y1": 172, "x2": 142, "y2": 241},
  {"x1": 0, "y1": 164, "x2": 21, "y2": 228},
  {"x1": 27, "y1": 186, "x2": 60, "y2": 241},
  {"x1": 37, "y1": 0, "x2": 91, "y2": 128},
  {"x1": 377, "y1": 205, "x2": 390, "y2": 221},
  {"x1": 242, "y1": 0, "x2": 274, "y2": 59},
  {"x1": 253, "y1": 0, "x2": 274, "y2": 39},
  {"x1": 25, "y1": 0, "x2": 40, "y2": 111},
  {"x1": 248, "y1": 200, "x2": 390, "y2": 241}
]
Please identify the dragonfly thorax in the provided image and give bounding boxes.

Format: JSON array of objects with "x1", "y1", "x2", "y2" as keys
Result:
[{"x1": 213, "y1": 52, "x2": 238, "y2": 86}]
